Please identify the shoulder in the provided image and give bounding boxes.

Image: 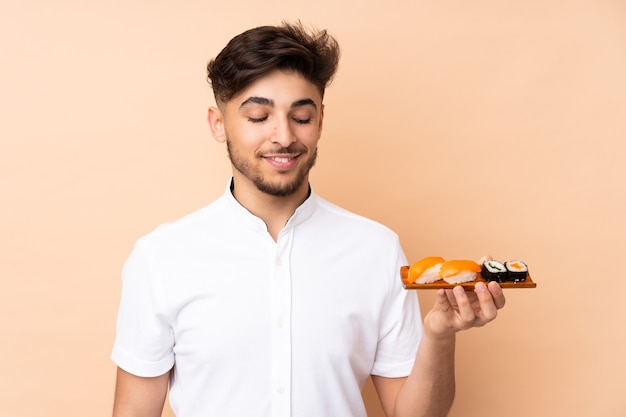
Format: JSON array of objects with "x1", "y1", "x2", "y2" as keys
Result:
[
  {"x1": 135, "y1": 194, "x2": 230, "y2": 252},
  {"x1": 307, "y1": 195, "x2": 404, "y2": 262},
  {"x1": 313, "y1": 196, "x2": 399, "y2": 239}
]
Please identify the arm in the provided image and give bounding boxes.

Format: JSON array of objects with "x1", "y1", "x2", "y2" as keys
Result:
[
  {"x1": 372, "y1": 331, "x2": 455, "y2": 417},
  {"x1": 112, "y1": 367, "x2": 170, "y2": 417},
  {"x1": 373, "y1": 280, "x2": 505, "y2": 417}
]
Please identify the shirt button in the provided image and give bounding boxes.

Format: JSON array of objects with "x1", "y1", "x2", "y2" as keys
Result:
[
  {"x1": 276, "y1": 385, "x2": 285, "y2": 394},
  {"x1": 276, "y1": 258, "x2": 283, "y2": 266},
  {"x1": 276, "y1": 319, "x2": 284, "y2": 328}
]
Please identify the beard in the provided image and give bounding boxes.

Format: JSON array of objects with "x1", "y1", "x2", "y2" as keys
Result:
[{"x1": 226, "y1": 139, "x2": 318, "y2": 197}]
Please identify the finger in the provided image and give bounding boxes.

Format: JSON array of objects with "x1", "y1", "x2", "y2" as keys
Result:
[
  {"x1": 474, "y1": 281, "x2": 498, "y2": 322},
  {"x1": 487, "y1": 280, "x2": 506, "y2": 309},
  {"x1": 452, "y1": 286, "x2": 477, "y2": 327},
  {"x1": 444, "y1": 288, "x2": 459, "y2": 309},
  {"x1": 477, "y1": 254, "x2": 493, "y2": 265},
  {"x1": 435, "y1": 288, "x2": 453, "y2": 312}
]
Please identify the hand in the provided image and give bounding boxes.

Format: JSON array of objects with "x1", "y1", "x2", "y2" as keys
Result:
[{"x1": 423, "y1": 256, "x2": 506, "y2": 339}]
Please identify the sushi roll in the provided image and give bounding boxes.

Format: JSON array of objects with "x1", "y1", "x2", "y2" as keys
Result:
[
  {"x1": 505, "y1": 260, "x2": 528, "y2": 282},
  {"x1": 408, "y1": 256, "x2": 445, "y2": 284},
  {"x1": 481, "y1": 260, "x2": 507, "y2": 282},
  {"x1": 439, "y1": 260, "x2": 481, "y2": 284}
]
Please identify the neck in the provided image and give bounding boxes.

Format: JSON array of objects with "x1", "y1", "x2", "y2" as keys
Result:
[{"x1": 230, "y1": 176, "x2": 310, "y2": 241}]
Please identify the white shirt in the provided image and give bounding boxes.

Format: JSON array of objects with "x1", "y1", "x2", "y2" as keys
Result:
[{"x1": 111, "y1": 182, "x2": 422, "y2": 417}]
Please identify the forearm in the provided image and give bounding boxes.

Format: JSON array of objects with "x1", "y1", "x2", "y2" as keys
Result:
[
  {"x1": 112, "y1": 367, "x2": 170, "y2": 417},
  {"x1": 394, "y1": 332, "x2": 456, "y2": 417},
  {"x1": 382, "y1": 279, "x2": 504, "y2": 417}
]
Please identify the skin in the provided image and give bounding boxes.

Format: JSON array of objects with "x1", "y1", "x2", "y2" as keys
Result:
[
  {"x1": 374, "y1": 274, "x2": 505, "y2": 417},
  {"x1": 111, "y1": 70, "x2": 506, "y2": 417},
  {"x1": 112, "y1": 368, "x2": 169, "y2": 417},
  {"x1": 208, "y1": 69, "x2": 324, "y2": 240}
]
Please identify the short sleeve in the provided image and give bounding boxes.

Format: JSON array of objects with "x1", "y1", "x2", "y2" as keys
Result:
[
  {"x1": 111, "y1": 241, "x2": 175, "y2": 377},
  {"x1": 371, "y1": 243, "x2": 423, "y2": 377}
]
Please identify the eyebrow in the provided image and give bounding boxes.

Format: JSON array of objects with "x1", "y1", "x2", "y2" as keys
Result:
[
  {"x1": 291, "y1": 98, "x2": 317, "y2": 109},
  {"x1": 240, "y1": 96, "x2": 273, "y2": 108},
  {"x1": 239, "y1": 96, "x2": 317, "y2": 110}
]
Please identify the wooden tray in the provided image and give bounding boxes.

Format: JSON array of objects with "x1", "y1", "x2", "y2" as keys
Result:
[{"x1": 400, "y1": 265, "x2": 537, "y2": 289}]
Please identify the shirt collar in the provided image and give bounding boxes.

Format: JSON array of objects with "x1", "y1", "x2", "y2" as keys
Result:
[{"x1": 222, "y1": 178, "x2": 318, "y2": 232}]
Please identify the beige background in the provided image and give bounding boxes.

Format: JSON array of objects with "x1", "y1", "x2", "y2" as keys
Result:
[{"x1": 2, "y1": 0, "x2": 625, "y2": 416}]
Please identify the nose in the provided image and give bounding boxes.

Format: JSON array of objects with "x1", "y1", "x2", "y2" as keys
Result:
[{"x1": 271, "y1": 117, "x2": 296, "y2": 147}]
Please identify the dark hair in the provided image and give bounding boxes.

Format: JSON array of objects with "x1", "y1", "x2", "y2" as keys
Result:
[{"x1": 207, "y1": 22, "x2": 340, "y2": 103}]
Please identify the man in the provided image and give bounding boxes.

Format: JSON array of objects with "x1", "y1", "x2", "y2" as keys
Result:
[{"x1": 111, "y1": 22, "x2": 505, "y2": 417}]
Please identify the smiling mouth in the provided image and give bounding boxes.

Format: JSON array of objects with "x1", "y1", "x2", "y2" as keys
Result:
[
  {"x1": 263, "y1": 153, "x2": 302, "y2": 170},
  {"x1": 268, "y1": 155, "x2": 296, "y2": 163}
]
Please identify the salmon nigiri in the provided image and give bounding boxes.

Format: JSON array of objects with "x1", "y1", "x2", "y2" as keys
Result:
[
  {"x1": 408, "y1": 256, "x2": 446, "y2": 284},
  {"x1": 439, "y1": 260, "x2": 481, "y2": 284}
]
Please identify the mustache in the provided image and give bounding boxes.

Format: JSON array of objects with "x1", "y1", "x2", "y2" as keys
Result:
[{"x1": 261, "y1": 145, "x2": 308, "y2": 154}]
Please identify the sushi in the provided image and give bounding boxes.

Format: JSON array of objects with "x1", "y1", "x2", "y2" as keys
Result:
[
  {"x1": 481, "y1": 260, "x2": 507, "y2": 282},
  {"x1": 505, "y1": 260, "x2": 528, "y2": 282},
  {"x1": 439, "y1": 260, "x2": 481, "y2": 284},
  {"x1": 408, "y1": 256, "x2": 445, "y2": 284}
]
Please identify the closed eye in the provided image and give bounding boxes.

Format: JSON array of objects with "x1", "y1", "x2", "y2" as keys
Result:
[
  {"x1": 248, "y1": 116, "x2": 268, "y2": 123},
  {"x1": 293, "y1": 117, "x2": 312, "y2": 124}
]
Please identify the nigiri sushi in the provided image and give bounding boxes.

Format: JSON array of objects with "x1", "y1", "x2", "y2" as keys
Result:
[
  {"x1": 408, "y1": 256, "x2": 445, "y2": 284},
  {"x1": 439, "y1": 260, "x2": 481, "y2": 284}
]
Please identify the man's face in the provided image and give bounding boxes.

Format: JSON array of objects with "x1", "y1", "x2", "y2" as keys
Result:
[{"x1": 212, "y1": 70, "x2": 324, "y2": 197}]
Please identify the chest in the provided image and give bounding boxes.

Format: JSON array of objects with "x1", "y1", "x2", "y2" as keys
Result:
[{"x1": 170, "y1": 264, "x2": 381, "y2": 355}]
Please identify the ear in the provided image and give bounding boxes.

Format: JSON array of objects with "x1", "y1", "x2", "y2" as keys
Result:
[
  {"x1": 318, "y1": 103, "x2": 325, "y2": 133},
  {"x1": 207, "y1": 106, "x2": 226, "y2": 143}
]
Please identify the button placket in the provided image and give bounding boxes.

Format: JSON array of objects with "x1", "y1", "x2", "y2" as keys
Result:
[{"x1": 270, "y1": 228, "x2": 293, "y2": 417}]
